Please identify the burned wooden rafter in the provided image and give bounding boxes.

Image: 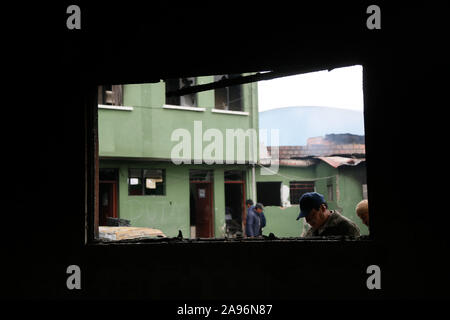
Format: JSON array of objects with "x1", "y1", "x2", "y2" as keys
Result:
[{"x1": 165, "y1": 64, "x2": 337, "y2": 98}]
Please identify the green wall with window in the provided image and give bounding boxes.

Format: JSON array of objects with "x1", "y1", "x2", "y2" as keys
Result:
[
  {"x1": 98, "y1": 76, "x2": 259, "y2": 163},
  {"x1": 255, "y1": 165, "x2": 317, "y2": 237},
  {"x1": 314, "y1": 161, "x2": 368, "y2": 235},
  {"x1": 254, "y1": 162, "x2": 369, "y2": 237},
  {"x1": 98, "y1": 76, "x2": 369, "y2": 238},
  {"x1": 98, "y1": 75, "x2": 259, "y2": 238},
  {"x1": 100, "y1": 160, "x2": 254, "y2": 238},
  {"x1": 314, "y1": 161, "x2": 339, "y2": 210}
]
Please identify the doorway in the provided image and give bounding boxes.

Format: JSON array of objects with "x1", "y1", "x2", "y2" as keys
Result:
[
  {"x1": 224, "y1": 170, "x2": 246, "y2": 237},
  {"x1": 99, "y1": 168, "x2": 118, "y2": 226},
  {"x1": 189, "y1": 170, "x2": 214, "y2": 238}
]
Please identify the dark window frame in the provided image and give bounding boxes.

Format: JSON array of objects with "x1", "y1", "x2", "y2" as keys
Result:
[
  {"x1": 214, "y1": 74, "x2": 244, "y2": 111},
  {"x1": 165, "y1": 77, "x2": 197, "y2": 107},
  {"x1": 87, "y1": 65, "x2": 372, "y2": 243},
  {"x1": 127, "y1": 168, "x2": 166, "y2": 196},
  {"x1": 98, "y1": 84, "x2": 123, "y2": 106},
  {"x1": 289, "y1": 181, "x2": 315, "y2": 205},
  {"x1": 256, "y1": 181, "x2": 282, "y2": 207}
]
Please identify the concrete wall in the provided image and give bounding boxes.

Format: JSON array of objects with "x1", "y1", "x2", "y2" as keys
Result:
[
  {"x1": 255, "y1": 165, "x2": 317, "y2": 237},
  {"x1": 255, "y1": 162, "x2": 369, "y2": 237},
  {"x1": 98, "y1": 76, "x2": 259, "y2": 162},
  {"x1": 100, "y1": 160, "x2": 254, "y2": 238},
  {"x1": 315, "y1": 162, "x2": 368, "y2": 235},
  {"x1": 101, "y1": 159, "x2": 368, "y2": 238},
  {"x1": 98, "y1": 76, "x2": 259, "y2": 238},
  {"x1": 337, "y1": 164, "x2": 369, "y2": 235},
  {"x1": 314, "y1": 161, "x2": 339, "y2": 210}
]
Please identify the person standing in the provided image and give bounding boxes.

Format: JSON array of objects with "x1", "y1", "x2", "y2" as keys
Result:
[
  {"x1": 245, "y1": 199, "x2": 266, "y2": 235},
  {"x1": 246, "y1": 203, "x2": 266, "y2": 237}
]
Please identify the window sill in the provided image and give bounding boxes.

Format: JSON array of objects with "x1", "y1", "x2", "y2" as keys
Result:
[
  {"x1": 211, "y1": 109, "x2": 249, "y2": 116},
  {"x1": 127, "y1": 194, "x2": 166, "y2": 197},
  {"x1": 89, "y1": 235, "x2": 372, "y2": 245},
  {"x1": 163, "y1": 105, "x2": 206, "y2": 112},
  {"x1": 98, "y1": 104, "x2": 134, "y2": 111}
]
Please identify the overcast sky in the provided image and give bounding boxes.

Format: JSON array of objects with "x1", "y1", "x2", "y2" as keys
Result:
[{"x1": 257, "y1": 65, "x2": 364, "y2": 112}]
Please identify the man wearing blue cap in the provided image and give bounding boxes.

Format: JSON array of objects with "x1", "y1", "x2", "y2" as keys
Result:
[{"x1": 297, "y1": 192, "x2": 360, "y2": 237}]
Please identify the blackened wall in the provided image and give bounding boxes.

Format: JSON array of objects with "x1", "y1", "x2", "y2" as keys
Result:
[{"x1": 3, "y1": 1, "x2": 449, "y2": 301}]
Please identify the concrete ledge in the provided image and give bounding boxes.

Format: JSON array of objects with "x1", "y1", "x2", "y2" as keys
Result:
[
  {"x1": 98, "y1": 104, "x2": 134, "y2": 111},
  {"x1": 211, "y1": 109, "x2": 249, "y2": 116},
  {"x1": 163, "y1": 104, "x2": 206, "y2": 112}
]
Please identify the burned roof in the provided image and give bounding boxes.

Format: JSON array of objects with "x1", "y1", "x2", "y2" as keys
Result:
[
  {"x1": 315, "y1": 156, "x2": 365, "y2": 168},
  {"x1": 267, "y1": 144, "x2": 365, "y2": 159}
]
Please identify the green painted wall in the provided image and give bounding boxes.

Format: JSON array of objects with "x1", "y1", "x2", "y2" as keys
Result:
[
  {"x1": 99, "y1": 77, "x2": 259, "y2": 163},
  {"x1": 255, "y1": 162, "x2": 369, "y2": 237},
  {"x1": 100, "y1": 160, "x2": 251, "y2": 238},
  {"x1": 255, "y1": 165, "x2": 317, "y2": 237},
  {"x1": 98, "y1": 76, "x2": 259, "y2": 238},
  {"x1": 101, "y1": 160, "x2": 190, "y2": 238},
  {"x1": 314, "y1": 161, "x2": 339, "y2": 210},
  {"x1": 315, "y1": 162, "x2": 368, "y2": 235},
  {"x1": 337, "y1": 164, "x2": 369, "y2": 235},
  {"x1": 97, "y1": 76, "x2": 369, "y2": 238},
  {"x1": 213, "y1": 168, "x2": 225, "y2": 237}
]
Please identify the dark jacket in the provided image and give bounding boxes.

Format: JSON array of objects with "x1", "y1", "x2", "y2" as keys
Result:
[
  {"x1": 304, "y1": 210, "x2": 360, "y2": 237},
  {"x1": 260, "y1": 211, "x2": 266, "y2": 233},
  {"x1": 246, "y1": 206, "x2": 266, "y2": 237}
]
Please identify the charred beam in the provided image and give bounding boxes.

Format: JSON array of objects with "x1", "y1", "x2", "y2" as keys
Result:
[{"x1": 165, "y1": 64, "x2": 338, "y2": 97}]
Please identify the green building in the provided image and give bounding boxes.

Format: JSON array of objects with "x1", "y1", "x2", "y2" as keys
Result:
[
  {"x1": 98, "y1": 77, "x2": 368, "y2": 239},
  {"x1": 255, "y1": 157, "x2": 368, "y2": 237},
  {"x1": 98, "y1": 75, "x2": 259, "y2": 238}
]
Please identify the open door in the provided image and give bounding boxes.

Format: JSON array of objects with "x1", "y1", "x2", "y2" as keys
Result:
[
  {"x1": 99, "y1": 169, "x2": 118, "y2": 226},
  {"x1": 224, "y1": 170, "x2": 246, "y2": 237}
]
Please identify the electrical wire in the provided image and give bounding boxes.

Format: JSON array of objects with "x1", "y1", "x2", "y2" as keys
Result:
[{"x1": 256, "y1": 163, "x2": 338, "y2": 182}]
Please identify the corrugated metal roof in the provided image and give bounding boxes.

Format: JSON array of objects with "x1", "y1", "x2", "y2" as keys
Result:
[
  {"x1": 260, "y1": 144, "x2": 365, "y2": 168},
  {"x1": 268, "y1": 144, "x2": 366, "y2": 158},
  {"x1": 316, "y1": 156, "x2": 365, "y2": 168},
  {"x1": 260, "y1": 157, "x2": 364, "y2": 168},
  {"x1": 259, "y1": 159, "x2": 316, "y2": 167}
]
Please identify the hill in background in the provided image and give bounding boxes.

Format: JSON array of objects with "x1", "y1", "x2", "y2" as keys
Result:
[{"x1": 259, "y1": 106, "x2": 365, "y2": 146}]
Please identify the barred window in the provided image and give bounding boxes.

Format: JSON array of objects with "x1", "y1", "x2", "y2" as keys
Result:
[{"x1": 289, "y1": 181, "x2": 315, "y2": 205}]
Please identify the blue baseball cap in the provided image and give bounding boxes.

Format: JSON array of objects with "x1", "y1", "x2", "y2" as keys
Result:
[{"x1": 296, "y1": 192, "x2": 326, "y2": 220}]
